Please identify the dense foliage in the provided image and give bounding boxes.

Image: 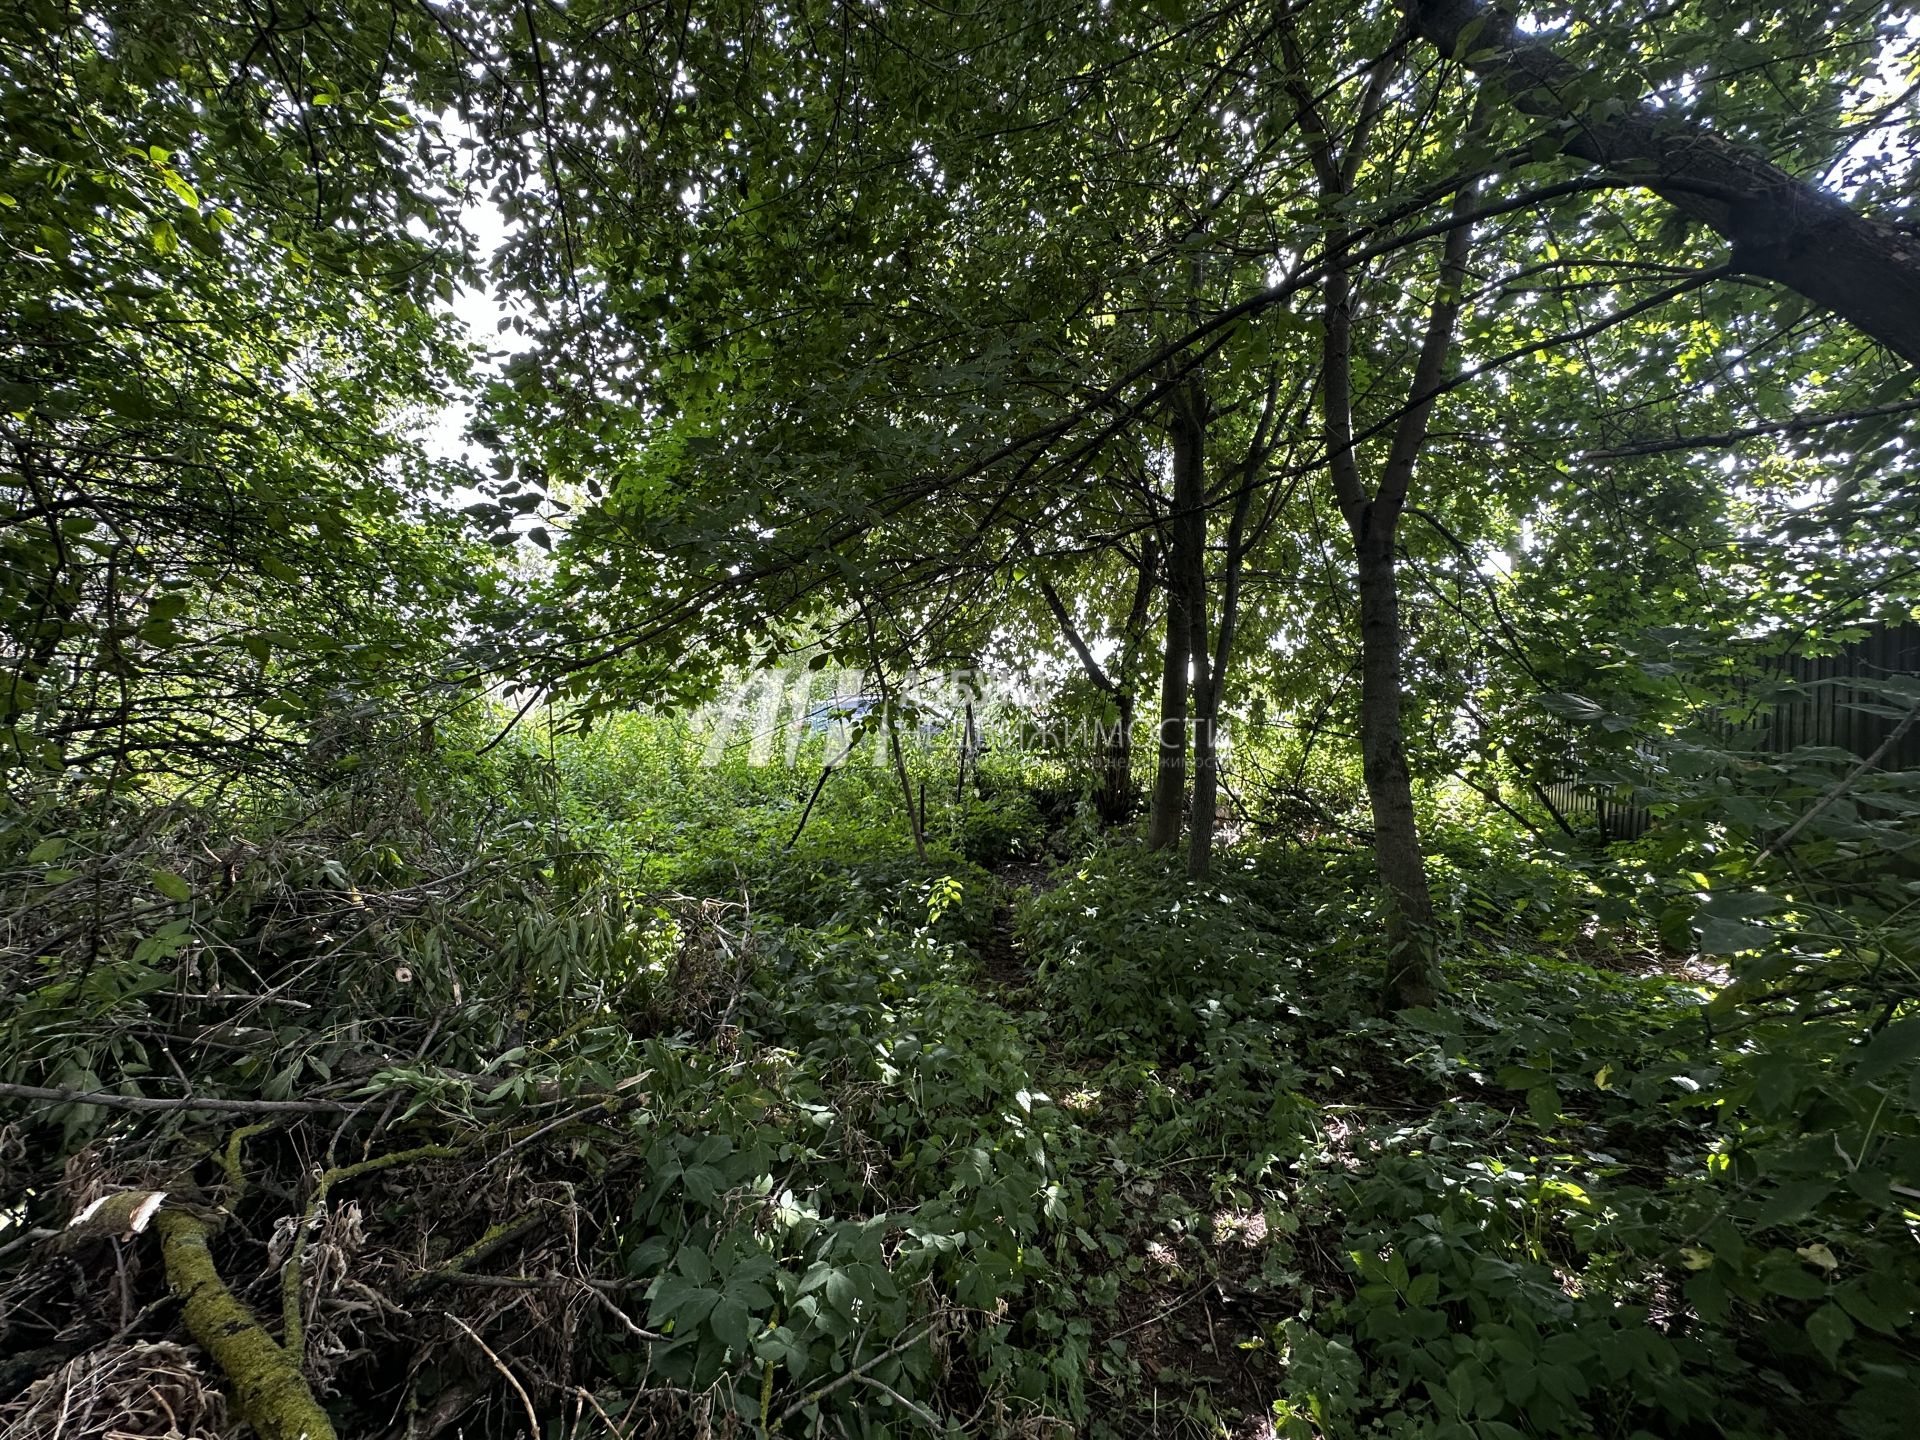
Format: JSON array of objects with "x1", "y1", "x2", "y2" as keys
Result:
[
  {"x1": 7, "y1": 717, "x2": 1916, "y2": 1438},
  {"x1": 3, "y1": 1, "x2": 1919, "y2": 1438}
]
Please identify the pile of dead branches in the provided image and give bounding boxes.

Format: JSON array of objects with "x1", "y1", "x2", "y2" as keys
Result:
[{"x1": 0, "y1": 778, "x2": 774, "y2": 1439}]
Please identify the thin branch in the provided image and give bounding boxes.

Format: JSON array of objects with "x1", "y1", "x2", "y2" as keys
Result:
[
  {"x1": 1037, "y1": 577, "x2": 1120, "y2": 697},
  {"x1": 1758, "y1": 699, "x2": 1920, "y2": 864},
  {"x1": 447, "y1": 1313, "x2": 543, "y2": 1440},
  {"x1": 774, "y1": 1321, "x2": 935, "y2": 1424},
  {"x1": 0, "y1": 1083, "x2": 350, "y2": 1115},
  {"x1": 1578, "y1": 396, "x2": 1920, "y2": 460}
]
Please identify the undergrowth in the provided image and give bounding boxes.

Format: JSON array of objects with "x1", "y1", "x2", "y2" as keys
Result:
[{"x1": 1, "y1": 709, "x2": 1916, "y2": 1440}]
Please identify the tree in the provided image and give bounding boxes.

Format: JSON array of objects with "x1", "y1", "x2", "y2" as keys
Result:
[
  {"x1": 1, "y1": 0, "x2": 489, "y2": 790},
  {"x1": 1400, "y1": 0, "x2": 1920, "y2": 366},
  {"x1": 466, "y1": 0, "x2": 1918, "y2": 992}
]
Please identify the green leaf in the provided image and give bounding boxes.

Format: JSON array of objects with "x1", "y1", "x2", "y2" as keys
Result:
[
  {"x1": 1760, "y1": 1261, "x2": 1826, "y2": 1300},
  {"x1": 1753, "y1": 1179, "x2": 1831, "y2": 1228},
  {"x1": 152, "y1": 869, "x2": 191, "y2": 902},
  {"x1": 710, "y1": 1294, "x2": 752, "y2": 1352},
  {"x1": 1806, "y1": 1303, "x2": 1854, "y2": 1365},
  {"x1": 157, "y1": 167, "x2": 199, "y2": 209},
  {"x1": 1854, "y1": 1017, "x2": 1920, "y2": 1085},
  {"x1": 1836, "y1": 1283, "x2": 1901, "y2": 1335},
  {"x1": 1526, "y1": 1085, "x2": 1559, "y2": 1129},
  {"x1": 648, "y1": 1275, "x2": 719, "y2": 1330},
  {"x1": 823, "y1": 1268, "x2": 858, "y2": 1314},
  {"x1": 625, "y1": 1237, "x2": 672, "y2": 1275},
  {"x1": 1698, "y1": 915, "x2": 1775, "y2": 956},
  {"x1": 681, "y1": 1163, "x2": 723, "y2": 1205},
  {"x1": 147, "y1": 592, "x2": 190, "y2": 623}
]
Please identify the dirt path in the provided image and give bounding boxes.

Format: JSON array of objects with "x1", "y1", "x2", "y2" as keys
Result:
[
  {"x1": 965, "y1": 853, "x2": 1290, "y2": 1438},
  {"x1": 973, "y1": 858, "x2": 1052, "y2": 991}
]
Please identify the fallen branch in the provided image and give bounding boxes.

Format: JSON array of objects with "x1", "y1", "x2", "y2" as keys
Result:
[
  {"x1": 435, "y1": 1273, "x2": 640, "y2": 1294},
  {"x1": 1106, "y1": 1279, "x2": 1216, "y2": 1340},
  {"x1": 447, "y1": 1314, "x2": 541, "y2": 1440},
  {"x1": 0, "y1": 1073, "x2": 642, "y2": 1121},
  {"x1": 571, "y1": 1385, "x2": 633, "y2": 1440},
  {"x1": 580, "y1": 1280, "x2": 669, "y2": 1341},
  {"x1": 156, "y1": 1206, "x2": 338, "y2": 1440},
  {"x1": 283, "y1": 1144, "x2": 465, "y2": 1358},
  {"x1": 0, "y1": 1082, "x2": 350, "y2": 1115},
  {"x1": 408, "y1": 1214, "x2": 550, "y2": 1294}
]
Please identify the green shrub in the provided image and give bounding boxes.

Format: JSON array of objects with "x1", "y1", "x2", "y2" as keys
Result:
[{"x1": 1016, "y1": 846, "x2": 1297, "y2": 1050}]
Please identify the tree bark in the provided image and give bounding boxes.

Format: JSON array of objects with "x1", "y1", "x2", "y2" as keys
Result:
[
  {"x1": 1099, "y1": 690, "x2": 1136, "y2": 824},
  {"x1": 1145, "y1": 561, "x2": 1190, "y2": 850},
  {"x1": 1148, "y1": 398, "x2": 1208, "y2": 853},
  {"x1": 1323, "y1": 242, "x2": 1444, "y2": 1006},
  {"x1": 1178, "y1": 410, "x2": 1214, "y2": 880},
  {"x1": 1186, "y1": 689, "x2": 1218, "y2": 878},
  {"x1": 1188, "y1": 455, "x2": 1261, "y2": 880},
  {"x1": 1353, "y1": 524, "x2": 1441, "y2": 1008},
  {"x1": 1103, "y1": 539, "x2": 1159, "y2": 826},
  {"x1": 1331, "y1": 172, "x2": 1475, "y2": 1009},
  {"x1": 1184, "y1": 638, "x2": 1216, "y2": 880},
  {"x1": 157, "y1": 1208, "x2": 339, "y2": 1440},
  {"x1": 1400, "y1": 0, "x2": 1920, "y2": 367},
  {"x1": 1313, "y1": 184, "x2": 1449, "y2": 1011}
]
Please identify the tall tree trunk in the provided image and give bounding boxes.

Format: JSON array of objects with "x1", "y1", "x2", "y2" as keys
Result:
[
  {"x1": 1318, "y1": 242, "x2": 1447, "y2": 1009},
  {"x1": 1186, "y1": 702, "x2": 1218, "y2": 877},
  {"x1": 1185, "y1": 650, "x2": 1216, "y2": 879},
  {"x1": 1400, "y1": 0, "x2": 1920, "y2": 367},
  {"x1": 1145, "y1": 559, "x2": 1191, "y2": 852},
  {"x1": 1188, "y1": 461, "x2": 1260, "y2": 880},
  {"x1": 1354, "y1": 520, "x2": 1439, "y2": 1007},
  {"x1": 954, "y1": 698, "x2": 975, "y2": 805},
  {"x1": 1100, "y1": 538, "x2": 1159, "y2": 826},
  {"x1": 1286, "y1": 39, "x2": 1476, "y2": 1007},
  {"x1": 1178, "y1": 413, "x2": 1214, "y2": 879},
  {"x1": 1148, "y1": 399, "x2": 1207, "y2": 853}
]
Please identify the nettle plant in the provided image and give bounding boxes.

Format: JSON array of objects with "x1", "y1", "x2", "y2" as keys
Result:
[{"x1": 1016, "y1": 845, "x2": 1305, "y2": 1052}]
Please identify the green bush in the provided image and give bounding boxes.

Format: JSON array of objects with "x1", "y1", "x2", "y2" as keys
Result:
[{"x1": 1016, "y1": 846, "x2": 1297, "y2": 1050}]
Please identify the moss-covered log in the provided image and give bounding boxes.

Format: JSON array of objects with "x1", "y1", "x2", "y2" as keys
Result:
[{"x1": 155, "y1": 1207, "x2": 338, "y2": 1440}]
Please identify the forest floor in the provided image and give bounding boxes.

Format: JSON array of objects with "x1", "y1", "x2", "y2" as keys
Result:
[
  {"x1": 973, "y1": 853, "x2": 1289, "y2": 1437},
  {"x1": 7, "y1": 749, "x2": 1898, "y2": 1440},
  {"x1": 933, "y1": 833, "x2": 1730, "y2": 1439}
]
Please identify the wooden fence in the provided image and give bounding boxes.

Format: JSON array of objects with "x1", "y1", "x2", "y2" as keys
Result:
[{"x1": 1551, "y1": 622, "x2": 1920, "y2": 842}]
